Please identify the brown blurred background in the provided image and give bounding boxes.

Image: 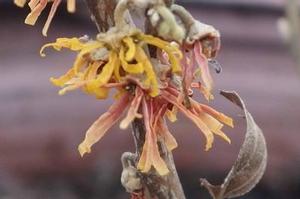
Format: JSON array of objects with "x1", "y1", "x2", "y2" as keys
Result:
[{"x1": 1, "y1": 0, "x2": 300, "y2": 198}]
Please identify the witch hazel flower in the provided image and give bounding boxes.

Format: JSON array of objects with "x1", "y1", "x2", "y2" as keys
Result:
[
  {"x1": 40, "y1": 27, "x2": 182, "y2": 98},
  {"x1": 14, "y1": 0, "x2": 76, "y2": 36},
  {"x1": 32, "y1": 0, "x2": 234, "y2": 176},
  {"x1": 168, "y1": 4, "x2": 221, "y2": 101}
]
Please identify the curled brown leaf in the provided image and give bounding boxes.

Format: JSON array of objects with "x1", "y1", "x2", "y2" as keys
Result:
[{"x1": 200, "y1": 91, "x2": 267, "y2": 199}]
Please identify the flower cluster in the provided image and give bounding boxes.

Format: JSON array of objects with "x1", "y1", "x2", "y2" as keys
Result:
[
  {"x1": 40, "y1": 28, "x2": 182, "y2": 98},
  {"x1": 18, "y1": 0, "x2": 234, "y2": 175},
  {"x1": 41, "y1": 27, "x2": 233, "y2": 175},
  {"x1": 14, "y1": 0, "x2": 76, "y2": 36}
]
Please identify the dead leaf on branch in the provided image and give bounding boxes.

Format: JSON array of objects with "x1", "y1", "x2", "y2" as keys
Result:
[{"x1": 200, "y1": 91, "x2": 268, "y2": 199}]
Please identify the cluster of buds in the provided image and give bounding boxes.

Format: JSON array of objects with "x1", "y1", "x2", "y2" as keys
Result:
[{"x1": 15, "y1": 0, "x2": 233, "y2": 176}]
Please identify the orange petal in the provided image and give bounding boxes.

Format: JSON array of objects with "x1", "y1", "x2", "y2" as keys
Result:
[
  {"x1": 67, "y1": 0, "x2": 76, "y2": 13},
  {"x1": 194, "y1": 41, "x2": 213, "y2": 96},
  {"x1": 137, "y1": 99, "x2": 169, "y2": 175},
  {"x1": 162, "y1": 90, "x2": 214, "y2": 151},
  {"x1": 42, "y1": 0, "x2": 62, "y2": 36},
  {"x1": 199, "y1": 112, "x2": 231, "y2": 144},
  {"x1": 25, "y1": 0, "x2": 48, "y2": 25},
  {"x1": 120, "y1": 88, "x2": 144, "y2": 129},
  {"x1": 157, "y1": 119, "x2": 178, "y2": 152},
  {"x1": 28, "y1": 0, "x2": 39, "y2": 10},
  {"x1": 198, "y1": 103, "x2": 234, "y2": 128},
  {"x1": 78, "y1": 93, "x2": 130, "y2": 156}
]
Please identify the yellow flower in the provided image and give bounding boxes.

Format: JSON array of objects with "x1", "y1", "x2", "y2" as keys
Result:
[
  {"x1": 41, "y1": 31, "x2": 182, "y2": 98},
  {"x1": 15, "y1": 0, "x2": 76, "y2": 36}
]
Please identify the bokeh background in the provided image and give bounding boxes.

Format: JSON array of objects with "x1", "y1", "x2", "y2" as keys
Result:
[{"x1": 1, "y1": 0, "x2": 300, "y2": 198}]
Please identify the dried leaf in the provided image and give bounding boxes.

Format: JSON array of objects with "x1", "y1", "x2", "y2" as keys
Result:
[{"x1": 200, "y1": 91, "x2": 267, "y2": 199}]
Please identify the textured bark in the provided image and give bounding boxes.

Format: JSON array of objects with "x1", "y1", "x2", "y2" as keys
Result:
[
  {"x1": 83, "y1": 0, "x2": 186, "y2": 198},
  {"x1": 84, "y1": 0, "x2": 116, "y2": 32}
]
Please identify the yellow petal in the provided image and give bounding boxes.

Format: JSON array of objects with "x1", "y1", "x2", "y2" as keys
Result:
[
  {"x1": 14, "y1": 0, "x2": 27, "y2": 7},
  {"x1": 157, "y1": 119, "x2": 178, "y2": 152},
  {"x1": 120, "y1": 46, "x2": 144, "y2": 74},
  {"x1": 67, "y1": 0, "x2": 76, "y2": 13},
  {"x1": 40, "y1": 38, "x2": 103, "y2": 57},
  {"x1": 137, "y1": 34, "x2": 182, "y2": 73},
  {"x1": 199, "y1": 112, "x2": 231, "y2": 144},
  {"x1": 165, "y1": 108, "x2": 178, "y2": 122},
  {"x1": 135, "y1": 46, "x2": 160, "y2": 97},
  {"x1": 89, "y1": 51, "x2": 117, "y2": 88},
  {"x1": 122, "y1": 37, "x2": 136, "y2": 61},
  {"x1": 40, "y1": 37, "x2": 84, "y2": 56},
  {"x1": 83, "y1": 62, "x2": 102, "y2": 93},
  {"x1": 50, "y1": 68, "x2": 76, "y2": 87},
  {"x1": 199, "y1": 103, "x2": 234, "y2": 128},
  {"x1": 58, "y1": 81, "x2": 86, "y2": 95}
]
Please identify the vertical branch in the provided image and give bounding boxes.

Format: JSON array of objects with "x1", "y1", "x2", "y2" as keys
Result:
[
  {"x1": 84, "y1": 0, "x2": 116, "y2": 32},
  {"x1": 83, "y1": 1, "x2": 186, "y2": 198}
]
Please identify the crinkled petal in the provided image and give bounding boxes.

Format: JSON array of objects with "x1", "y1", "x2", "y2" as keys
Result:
[
  {"x1": 191, "y1": 82, "x2": 214, "y2": 101},
  {"x1": 198, "y1": 112, "x2": 231, "y2": 144},
  {"x1": 162, "y1": 90, "x2": 214, "y2": 151},
  {"x1": 122, "y1": 37, "x2": 136, "y2": 61},
  {"x1": 42, "y1": 0, "x2": 62, "y2": 36},
  {"x1": 191, "y1": 99, "x2": 234, "y2": 128},
  {"x1": 25, "y1": 0, "x2": 48, "y2": 26},
  {"x1": 194, "y1": 41, "x2": 213, "y2": 96},
  {"x1": 166, "y1": 109, "x2": 178, "y2": 122},
  {"x1": 120, "y1": 46, "x2": 144, "y2": 74},
  {"x1": 40, "y1": 38, "x2": 103, "y2": 58},
  {"x1": 135, "y1": 46, "x2": 160, "y2": 97},
  {"x1": 88, "y1": 51, "x2": 118, "y2": 88},
  {"x1": 40, "y1": 38, "x2": 85, "y2": 56},
  {"x1": 120, "y1": 88, "x2": 144, "y2": 129},
  {"x1": 137, "y1": 99, "x2": 169, "y2": 175},
  {"x1": 137, "y1": 34, "x2": 182, "y2": 73},
  {"x1": 157, "y1": 119, "x2": 178, "y2": 152},
  {"x1": 50, "y1": 68, "x2": 76, "y2": 87},
  {"x1": 58, "y1": 80, "x2": 86, "y2": 95},
  {"x1": 78, "y1": 93, "x2": 130, "y2": 156}
]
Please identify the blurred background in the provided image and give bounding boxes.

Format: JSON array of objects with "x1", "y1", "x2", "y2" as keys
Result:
[{"x1": 1, "y1": 0, "x2": 300, "y2": 198}]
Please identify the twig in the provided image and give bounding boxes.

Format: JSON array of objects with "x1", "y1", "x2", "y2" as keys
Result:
[{"x1": 83, "y1": 1, "x2": 186, "y2": 198}]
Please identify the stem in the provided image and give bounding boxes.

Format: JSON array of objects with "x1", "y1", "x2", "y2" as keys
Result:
[
  {"x1": 84, "y1": 0, "x2": 116, "y2": 32},
  {"x1": 83, "y1": 1, "x2": 186, "y2": 198}
]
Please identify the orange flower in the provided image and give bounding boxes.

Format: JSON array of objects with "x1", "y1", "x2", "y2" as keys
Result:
[
  {"x1": 40, "y1": 26, "x2": 232, "y2": 176},
  {"x1": 15, "y1": 0, "x2": 76, "y2": 36}
]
